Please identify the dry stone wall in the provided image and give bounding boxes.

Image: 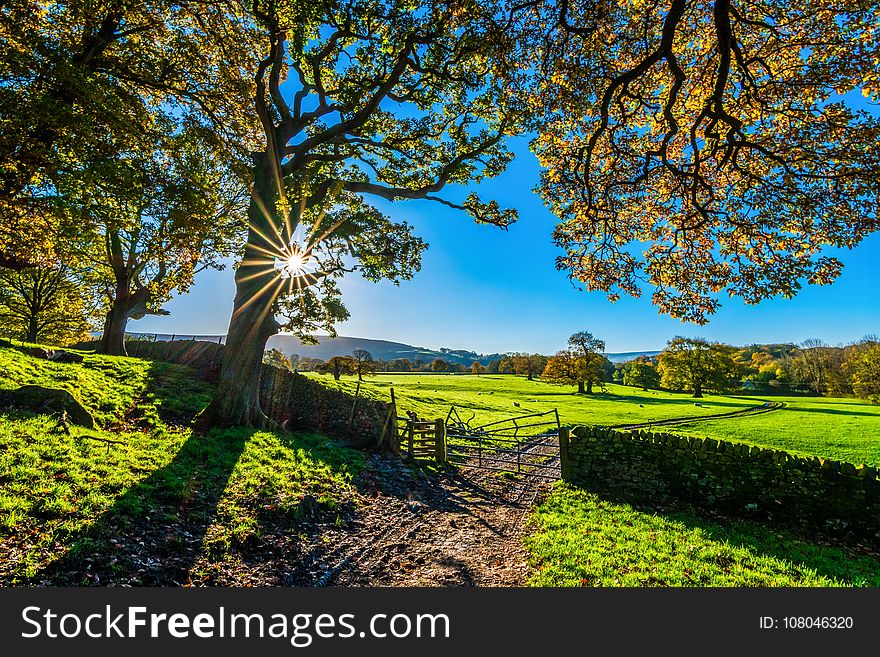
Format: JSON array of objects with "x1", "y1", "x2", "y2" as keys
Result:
[{"x1": 561, "y1": 426, "x2": 880, "y2": 541}]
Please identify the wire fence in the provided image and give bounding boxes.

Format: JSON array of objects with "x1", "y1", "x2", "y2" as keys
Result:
[{"x1": 120, "y1": 332, "x2": 226, "y2": 344}]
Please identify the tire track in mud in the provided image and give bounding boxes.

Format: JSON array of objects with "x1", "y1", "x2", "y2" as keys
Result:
[{"x1": 299, "y1": 436, "x2": 561, "y2": 587}]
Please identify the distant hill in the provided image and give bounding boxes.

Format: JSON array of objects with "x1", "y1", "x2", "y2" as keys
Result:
[
  {"x1": 266, "y1": 334, "x2": 506, "y2": 366},
  {"x1": 266, "y1": 334, "x2": 662, "y2": 365},
  {"x1": 605, "y1": 350, "x2": 662, "y2": 364},
  {"x1": 123, "y1": 332, "x2": 661, "y2": 365}
]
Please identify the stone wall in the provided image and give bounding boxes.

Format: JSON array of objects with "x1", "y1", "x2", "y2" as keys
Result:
[
  {"x1": 259, "y1": 364, "x2": 396, "y2": 446},
  {"x1": 76, "y1": 338, "x2": 396, "y2": 446},
  {"x1": 561, "y1": 426, "x2": 880, "y2": 541}
]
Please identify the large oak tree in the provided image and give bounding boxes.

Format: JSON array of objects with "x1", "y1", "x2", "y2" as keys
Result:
[
  {"x1": 202, "y1": 0, "x2": 528, "y2": 426},
  {"x1": 533, "y1": 0, "x2": 880, "y2": 323}
]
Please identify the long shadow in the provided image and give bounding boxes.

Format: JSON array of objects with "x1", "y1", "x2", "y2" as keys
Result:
[
  {"x1": 772, "y1": 406, "x2": 879, "y2": 418},
  {"x1": 587, "y1": 491, "x2": 880, "y2": 585},
  {"x1": 31, "y1": 429, "x2": 251, "y2": 586},
  {"x1": 671, "y1": 506, "x2": 880, "y2": 585}
]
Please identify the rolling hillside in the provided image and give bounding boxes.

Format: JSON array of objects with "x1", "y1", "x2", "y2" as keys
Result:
[{"x1": 122, "y1": 332, "x2": 660, "y2": 365}]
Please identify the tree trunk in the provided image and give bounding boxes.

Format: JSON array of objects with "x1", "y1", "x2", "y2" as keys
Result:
[
  {"x1": 585, "y1": 380, "x2": 593, "y2": 394},
  {"x1": 577, "y1": 381, "x2": 585, "y2": 394},
  {"x1": 200, "y1": 157, "x2": 282, "y2": 427},
  {"x1": 99, "y1": 302, "x2": 129, "y2": 355},
  {"x1": 97, "y1": 253, "x2": 133, "y2": 355},
  {"x1": 26, "y1": 316, "x2": 38, "y2": 343},
  {"x1": 693, "y1": 384, "x2": 703, "y2": 398}
]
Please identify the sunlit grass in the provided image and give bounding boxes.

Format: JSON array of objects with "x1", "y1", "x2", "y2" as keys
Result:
[
  {"x1": 525, "y1": 484, "x2": 880, "y2": 587},
  {"x1": 308, "y1": 374, "x2": 880, "y2": 466}
]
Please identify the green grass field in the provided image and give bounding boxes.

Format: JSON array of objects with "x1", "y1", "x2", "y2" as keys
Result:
[
  {"x1": 526, "y1": 484, "x2": 880, "y2": 587},
  {"x1": 310, "y1": 373, "x2": 880, "y2": 466},
  {"x1": 672, "y1": 396, "x2": 880, "y2": 466},
  {"x1": 310, "y1": 373, "x2": 758, "y2": 426}
]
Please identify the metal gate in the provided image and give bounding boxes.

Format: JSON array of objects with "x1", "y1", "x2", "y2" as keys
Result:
[{"x1": 444, "y1": 407, "x2": 561, "y2": 480}]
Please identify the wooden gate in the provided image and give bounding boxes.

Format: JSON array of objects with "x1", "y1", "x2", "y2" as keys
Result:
[{"x1": 397, "y1": 414, "x2": 447, "y2": 463}]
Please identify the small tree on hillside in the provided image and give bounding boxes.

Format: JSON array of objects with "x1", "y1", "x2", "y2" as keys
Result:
[
  {"x1": 512, "y1": 353, "x2": 548, "y2": 380},
  {"x1": 623, "y1": 362, "x2": 661, "y2": 391},
  {"x1": 657, "y1": 337, "x2": 740, "y2": 398},
  {"x1": 351, "y1": 349, "x2": 377, "y2": 381},
  {"x1": 387, "y1": 358, "x2": 413, "y2": 372},
  {"x1": 0, "y1": 265, "x2": 99, "y2": 344},
  {"x1": 298, "y1": 357, "x2": 324, "y2": 371},
  {"x1": 496, "y1": 355, "x2": 516, "y2": 374},
  {"x1": 263, "y1": 348, "x2": 293, "y2": 372},
  {"x1": 431, "y1": 358, "x2": 449, "y2": 373},
  {"x1": 316, "y1": 356, "x2": 355, "y2": 381},
  {"x1": 470, "y1": 361, "x2": 485, "y2": 375}
]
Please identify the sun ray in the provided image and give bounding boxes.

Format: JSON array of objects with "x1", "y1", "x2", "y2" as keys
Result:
[
  {"x1": 241, "y1": 241, "x2": 287, "y2": 260},
  {"x1": 245, "y1": 216, "x2": 288, "y2": 255},
  {"x1": 249, "y1": 276, "x2": 286, "y2": 332},
  {"x1": 235, "y1": 267, "x2": 280, "y2": 285},
  {"x1": 232, "y1": 272, "x2": 289, "y2": 318}
]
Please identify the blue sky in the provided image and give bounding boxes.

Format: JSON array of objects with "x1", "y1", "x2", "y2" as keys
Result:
[{"x1": 132, "y1": 136, "x2": 880, "y2": 355}]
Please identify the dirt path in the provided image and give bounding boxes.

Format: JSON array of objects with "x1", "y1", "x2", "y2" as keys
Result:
[
  {"x1": 612, "y1": 400, "x2": 784, "y2": 431},
  {"x1": 288, "y1": 453, "x2": 556, "y2": 587}
]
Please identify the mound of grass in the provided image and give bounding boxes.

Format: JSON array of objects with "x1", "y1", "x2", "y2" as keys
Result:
[
  {"x1": 0, "y1": 344, "x2": 213, "y2": 427},
  {"x1": 0, "y1": 345, "x2": 363, "y2": 585},
  {"x1": 525, "y1": 484, "x2": 880, "y2": 587}
]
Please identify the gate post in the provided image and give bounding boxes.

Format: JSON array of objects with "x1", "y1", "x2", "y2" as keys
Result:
[
  {"x1": 407, "y1": 420, "x2": 414, "y2": 458},
  {"x1": 559, "y1": 427, "x2": 570, "y2": 481},
  {"x1": 434, "y1": 418, "x2": 446, "y2": 464}
]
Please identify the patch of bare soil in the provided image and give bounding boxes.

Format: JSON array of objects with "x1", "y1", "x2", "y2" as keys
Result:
[
  {"x1": 289, "y1": 453, "x2": 554, "y2": 587},
  {"x1": 24, "y1": 451, "x2": 551, "y2": 587}
]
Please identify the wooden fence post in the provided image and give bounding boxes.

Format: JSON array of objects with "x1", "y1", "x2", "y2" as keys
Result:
[
  {"x1": 559, "y1": 426, "x2": 570, "y2": 481},
  {"x1": 434, "y1": 418, "x2": 446, "y2": 464},
  {"x1": 407, "y1": 420, "x2": 414, "y2": 458}
]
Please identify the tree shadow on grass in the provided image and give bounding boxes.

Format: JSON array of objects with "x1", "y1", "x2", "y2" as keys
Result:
[
  {"x1": 30, "y1": 429, "x2": 251, "y2": 586},
  {"x1": 606, "y1": 494, "x2": 880, "y2": 586},
  {"x1": 769, "y1": 405, "x2": 879, "y2": 418}
]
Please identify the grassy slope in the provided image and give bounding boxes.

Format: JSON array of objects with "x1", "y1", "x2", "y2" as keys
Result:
[
  {"x1": 0, "y1": 346, "x2": 362, "y2": 584},
  {"x1": 310, "y1": 374, "x2": 880, "y2": 465},
  {"x1": 526, "y1": 484, "x2": 880, "y2": 587}
]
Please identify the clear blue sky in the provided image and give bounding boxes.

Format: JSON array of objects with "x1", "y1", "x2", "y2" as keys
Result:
[{"x1": 132, "y1": 136, "x2": 880, "y2": 355}]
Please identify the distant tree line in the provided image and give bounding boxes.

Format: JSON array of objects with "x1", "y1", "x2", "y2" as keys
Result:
[
  {"x1": 287, "y1": 351, "x2": 556, "y2": 376},
  {"x1": 609, "y1": 336, "x2": 880, "y2": 403},
  {"x1": 270, "y1": 332, "x2": 880, "y2": 406}
]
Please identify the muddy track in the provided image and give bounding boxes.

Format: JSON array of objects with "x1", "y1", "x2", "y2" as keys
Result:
[
  {"x1": 612, "y1": 400, "x2": 784, "y2": 431},
  {"x1": 294, "y1": 437, "x2": 561, "y2": 587}
]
